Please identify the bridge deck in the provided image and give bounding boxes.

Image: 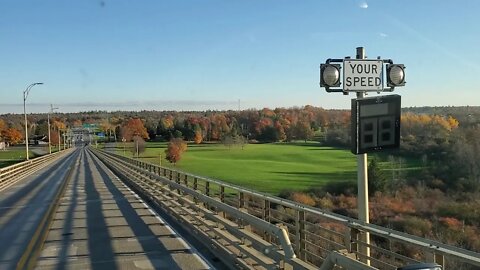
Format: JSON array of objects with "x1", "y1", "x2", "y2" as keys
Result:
[{"x1": 35, "y1": 148, "x2": 212, "y2": 269}]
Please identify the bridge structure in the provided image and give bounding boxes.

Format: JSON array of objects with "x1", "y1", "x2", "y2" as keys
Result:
[{"x1": 0, "y1": 146, "x2": 479, "y2": 270}]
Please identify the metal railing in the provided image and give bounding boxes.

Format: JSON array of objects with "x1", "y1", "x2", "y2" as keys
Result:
[
  {"x1": 0, "y1": 149, "x2": 73, "y2": 192},
  {"x1": 92, "y1": 148, "x2": 480, "y2": 270}
]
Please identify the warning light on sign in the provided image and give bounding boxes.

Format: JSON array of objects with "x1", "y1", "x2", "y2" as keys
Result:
[
  {"x1": 386, "y1": 64, "x2": 405, "y2": 87},
  {"x1": 320, "y1": 64, "x2": 341, "y2": 88}
]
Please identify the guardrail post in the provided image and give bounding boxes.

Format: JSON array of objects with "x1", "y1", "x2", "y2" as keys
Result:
[
  {"x1": 169, "y1": 170, "x2": 173, "y2": 180},
  {"x1": 193, "y1": 177, "x2": 198, "y2": 204},
  {"x1": 219, "y1": 186, "x2": 226, "y2": 218},
  {"x1": 204, "y1": 181, "x2": 210, "y2": 209},
  {"x1": 262, "y1": 199, "x2": 271, "y2": 241},
  {"x1": 205, "y1": 181, "x2": 210, "y2": 196},
  {"x1": 237, "y1": 192, "x2": 247, "y2": 230},
  {"x1": 176, "y1": 172, "x2": 181, "y2": 194},
  {"x1": 193, "y1": 177, "x2": 198, "y2": 190},
  {"x1": 220, "y1": 186, "x2": 225, "y2": 203},
  {"x1": 238, "y1": 192, "x2": 245, "y2": 209},
  {"x1": 435, "y1": 253, "x2": 445, "y2": 270},
  {"x1": 349, "y1": 228, "x2": 360, "y2": 256},
  {"x1": 295, "y1": 210, "x2": 306, "y2": 260},
  {"x1": 183, "y1": 174, "x2": 188, "y2": 188}
]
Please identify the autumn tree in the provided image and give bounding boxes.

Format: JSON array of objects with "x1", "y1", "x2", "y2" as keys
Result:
[
  {"x1": 294, "y1": 119, "x2": 314, "y2": 142},
  {"x1": 72, "y1": 119, "x2": 83, "y2": 127},
  {"x1": 165, "y1": 138, "x2": 187, "y2": 166},
  {"x1": 52, "y1": 119, "x2": 66, "y2": 131},
  {"x1": 193, "y1": 125, "x2": 203, "y2": 144},
  {"x1": 34, "y1": 122, "x2": 49, "y2": 137},
  {"x1": 234, "y1": 135, "x2": 247, "y2": 150},
  {"x1": 2, "y1": 128, "x2": 23, "y2": 145},
  {"x1": 0, "y1": 119, "x2": 6, "y2": 134},
  {"x1": 100, "y1": 120, "x2": 116, "y2": 142},
  {"x1": 121, "y1": 118, "x2": 149, "y2": 141},
  {"x1": 222, "y1": 134, "x2": 235, "y2": 149},
  {"x1": 157, "y1": 115, "x2": 175, "y2": 140},
  {"x1": 50, "y1": 130, "x2": 60, "y2": 146},
  {"x1": 131, "y1": 136, "x2": 146, "y2": 157}
]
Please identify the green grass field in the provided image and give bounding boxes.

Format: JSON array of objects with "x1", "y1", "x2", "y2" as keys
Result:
[
  {"x1": 111, "y1": 141, "x2": 423, "y2": 194},
  {"x1": 116, "y1": 142, "x2": 359, "y2": 194},
  {"x1": 0, "y1": 146, "x2": 55, "y2": 168},
  {"x1": 0, "y1": 148, "x2": 29, "y2": 168}
]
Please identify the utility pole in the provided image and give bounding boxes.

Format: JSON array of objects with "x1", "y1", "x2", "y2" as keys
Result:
[
  {"x1": 355, "y1": 47, "x2": 370, "y2": 264},
  {"x1": 63, "y1": 132, "x2": 67, "y2": 150},
  {"x1": 48, "y1": 104, "x2": 58, "y2": 154}
]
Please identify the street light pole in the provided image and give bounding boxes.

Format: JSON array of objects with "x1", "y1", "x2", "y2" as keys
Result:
[
  {"x1": 23, "y1": 82, "x2": 43, "y2": 160},
  {"x1": 48, "y1": 104, "x2": 58, "y2": 154}
]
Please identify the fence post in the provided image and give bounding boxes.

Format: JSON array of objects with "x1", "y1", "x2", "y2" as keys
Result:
[
  {"x1": 220, "y1": 186, "x2": 225, "y2": 203},
  {"x1": 193, "y1": 177, "x2": 198, "y2": 204},
  {"x1": 193, "y1": 177, "x2": 198, "y2": 190},
  {"x1": 263, "y1": 199, "x2": 271, "y2": 241},
  {"x1": 435, "y1": 253, "x2": 445, "y2": 270},
  {"x1": 176, "y1": 172, "x2": 181, "y2": 194},
  {"x1": 295, "y1": 210, "x2": 306, "y2": 260},
  {"x1": 349, "y1": 228, "x2": 360, "y2": 256},
  {"x1": 219, "y1": 186, "x2": 226, "y2": 218},
  {"x1": 205, "y1": 181, "x2": 210, "y2": 197},
  {"x1": 204, "y1": 181, "x2": 210, "y2": 209},
  {"x1": 238, "y1": 192, "x2": 245, "y2": 209},
  {"x1": 183, "y1": 174, "x2": 188, "y2": 188}
]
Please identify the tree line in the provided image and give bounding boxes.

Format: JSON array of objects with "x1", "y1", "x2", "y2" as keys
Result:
[{"x1": 1, "y1": 105, "x2": 479, "y2": 190}]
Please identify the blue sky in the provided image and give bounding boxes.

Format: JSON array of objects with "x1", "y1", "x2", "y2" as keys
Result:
[{"x1": 1, "y1": 0, "x2": 479, "y2": 113}]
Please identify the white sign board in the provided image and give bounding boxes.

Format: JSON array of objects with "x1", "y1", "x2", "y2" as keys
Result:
[{"x1": 343, "y1": 60, "x2": 383, "y2": 91}]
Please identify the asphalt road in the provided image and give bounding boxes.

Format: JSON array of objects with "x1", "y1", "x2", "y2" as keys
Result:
[
  {"x1": 35, "y1": 147, "x2": 213, "y2": 269},
  {"x1": 0, "y1": 148, "x2": 80, "y2": 269}
]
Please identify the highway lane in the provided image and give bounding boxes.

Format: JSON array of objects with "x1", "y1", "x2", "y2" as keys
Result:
[
  {"x1": 35, "y1": 147, "x2": 214, "y2": 269},
  {"x1": 0, "y1": 148, "x2": 80, "y2": 270}
]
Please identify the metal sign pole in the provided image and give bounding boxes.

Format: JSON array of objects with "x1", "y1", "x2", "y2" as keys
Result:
[{"x1": 356, "y1": 47, "x2": 370, "y2": 264}]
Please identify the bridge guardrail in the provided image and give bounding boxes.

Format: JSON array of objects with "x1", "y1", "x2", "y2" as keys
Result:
[
  {"x1": 0, "y1": 149, "x2": 73, "y2": 191},
  {"x1": 93, "y1": 148, "x2": 480, "y2": 270}
]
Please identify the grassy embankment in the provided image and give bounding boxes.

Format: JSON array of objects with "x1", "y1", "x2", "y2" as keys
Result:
[
  {"x1": 0, "y1": 148, "x2": 30, "y2": 168},
  {"x1": 114, "y1": 142, "x2": 421, "y2": 195},
  {"x1": 0, "y1": 145, "x2": 62, "y2": 168}
]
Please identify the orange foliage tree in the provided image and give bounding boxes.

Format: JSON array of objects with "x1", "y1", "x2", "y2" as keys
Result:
[
  {"x1": 165, "y1": 138, "x2": 187, "y2": 165},
  {"x1": 50, "y1": 130, "x2": 60, "y2": 145},
  {"x1": 52, "y1": 120, "x2": 66, "y2": 131},
  {"x1": 121, "y1": 118, "x2": 149, "y2": 141},
  {"x1": 0, "y1": 119, "x2": 6, "y2": 133},
  {"x1": 194, "y1": 128, "x2": 203, "y2": 144},
  {"x1": 2, "y1": 128, "x2": 23, "y2": 145}
]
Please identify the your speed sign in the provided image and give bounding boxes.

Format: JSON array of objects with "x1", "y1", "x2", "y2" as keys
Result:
[{"x1": 343, "y1": 60, "x2": 383, "y2": 91}]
